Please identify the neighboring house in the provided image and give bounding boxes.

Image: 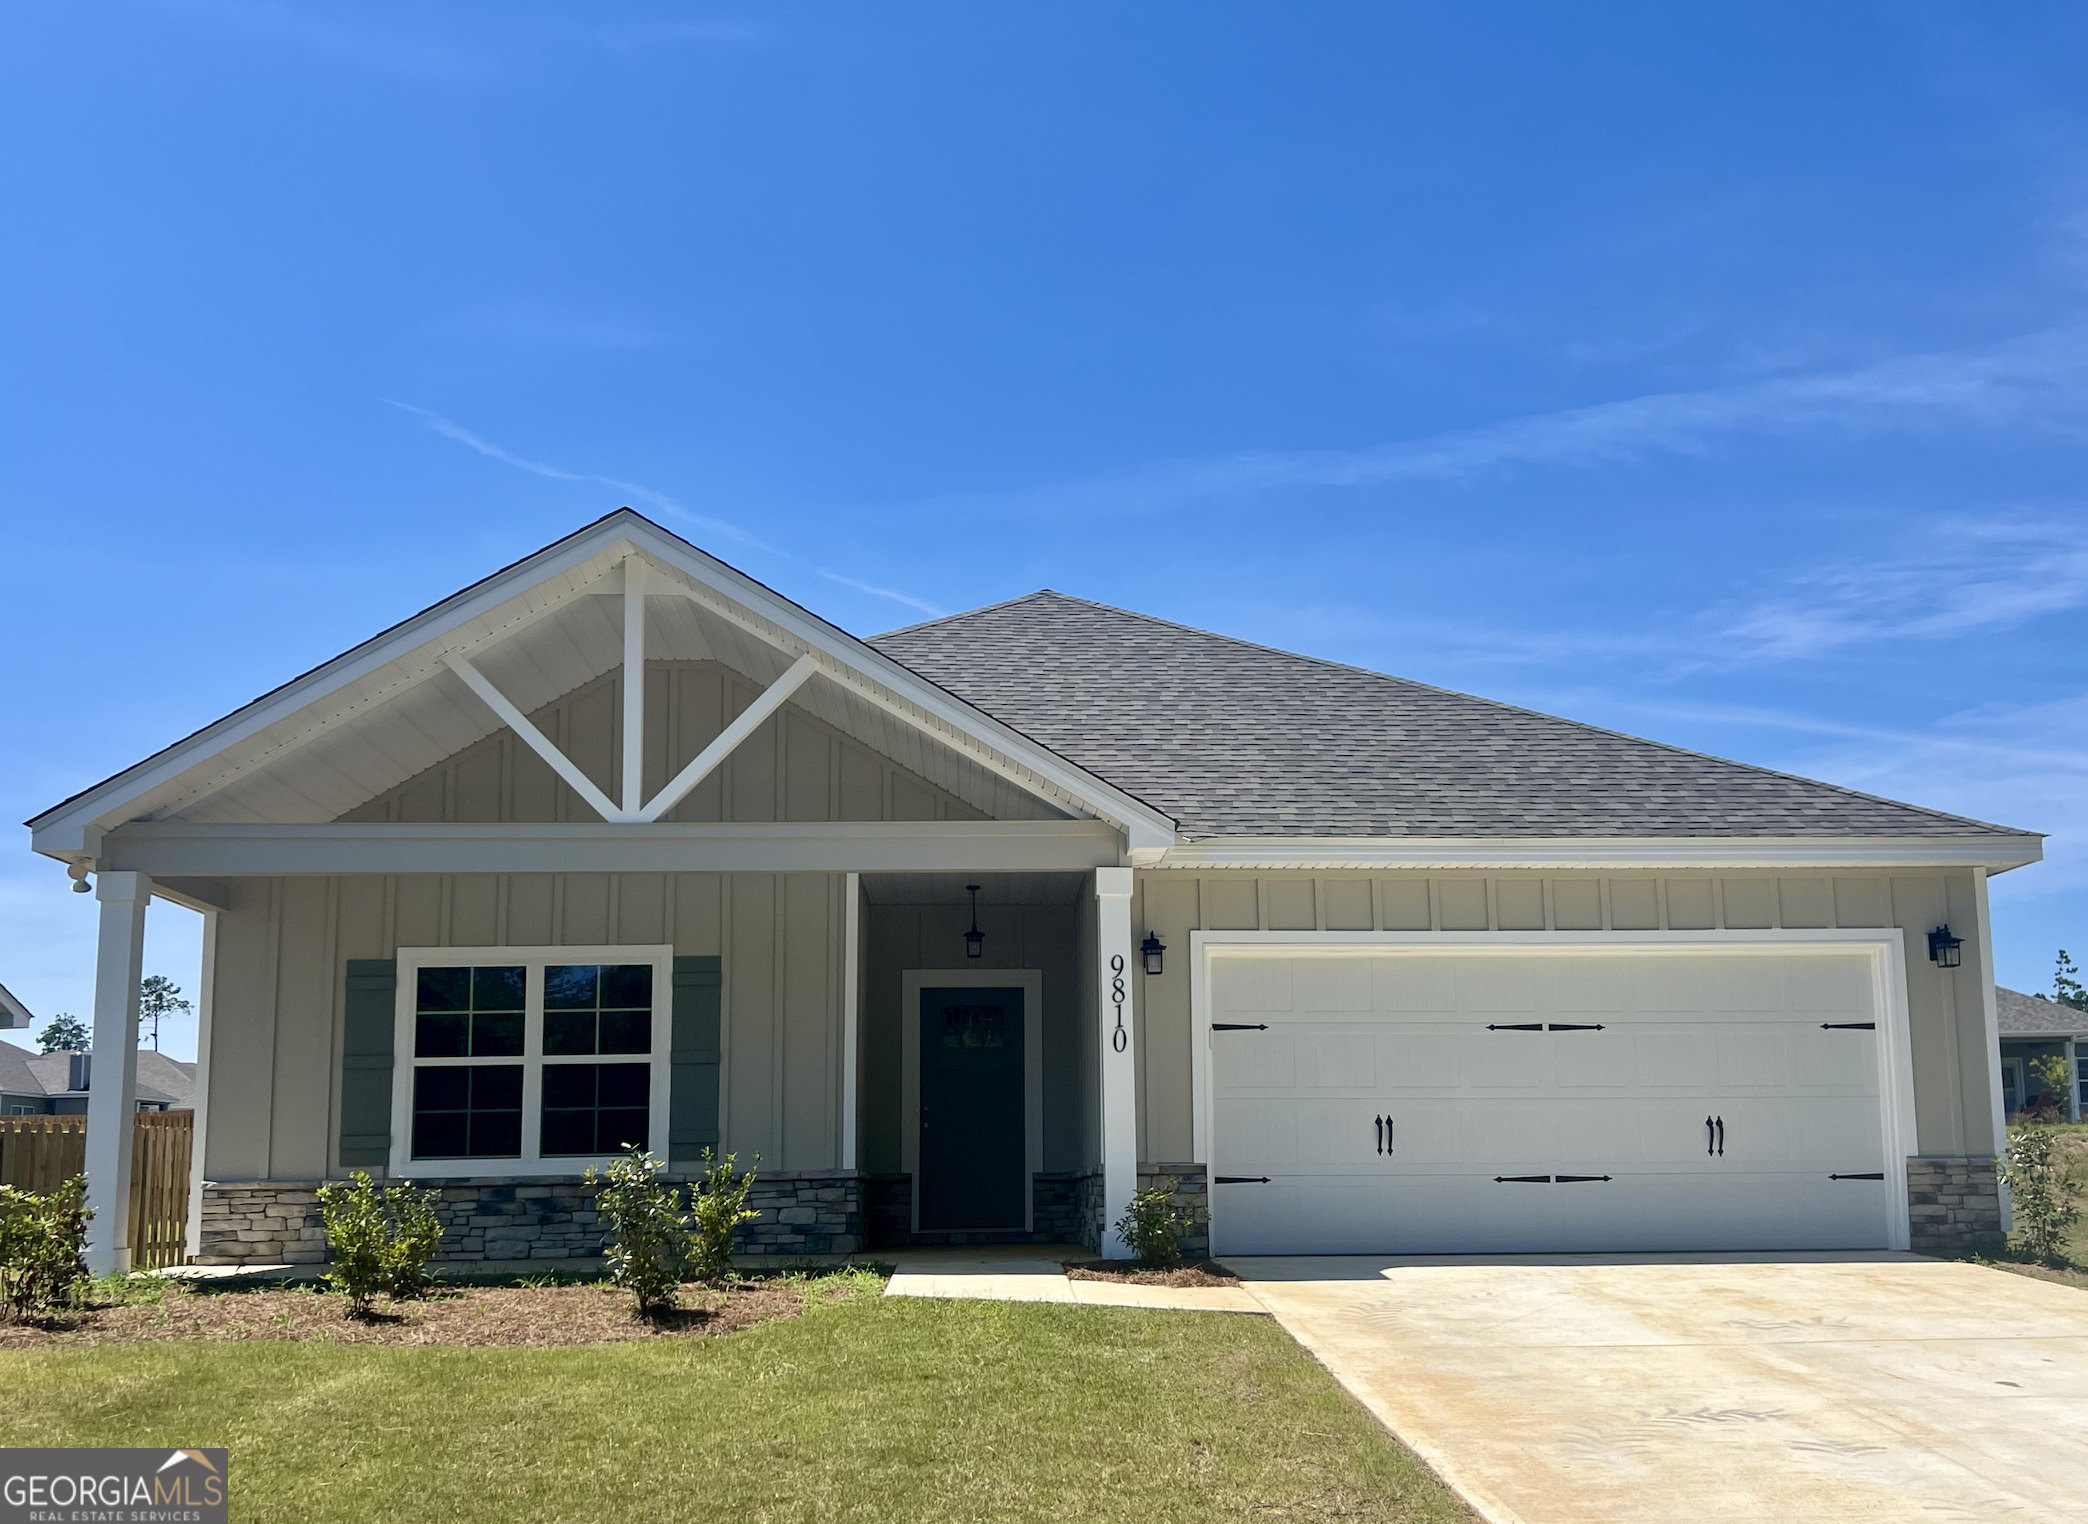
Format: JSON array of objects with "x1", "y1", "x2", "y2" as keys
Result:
[
  {"x1": 26, "y1": 511, "x2": 2043, "y2": 1274},
  {"x1": 1996, "y1": 986, "x2": 2087, "y2": 1123},
  {"x1": 0, "y1": 1041, "x2": 195, "y2": 1117},
  {"x1": 0, "y1": 982, "x2": 35, "y2": 1032}
]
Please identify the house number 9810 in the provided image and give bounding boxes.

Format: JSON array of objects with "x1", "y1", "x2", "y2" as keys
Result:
[{"x1": 1110, "y1": 954, "x2": 1128, "y2": 1052}]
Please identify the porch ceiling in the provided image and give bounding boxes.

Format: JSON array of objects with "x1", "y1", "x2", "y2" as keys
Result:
[{"x1": 861, "y1": 871, "x2": 1089, "y2": 906}]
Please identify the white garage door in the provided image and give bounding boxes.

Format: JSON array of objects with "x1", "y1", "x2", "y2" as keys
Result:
[{"x1": 1209, "y1": 949, "x2": 1893, "y2": 1255}]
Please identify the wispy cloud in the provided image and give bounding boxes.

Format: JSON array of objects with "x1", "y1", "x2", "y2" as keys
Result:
[
  {"x1": 149, "y1": 0, "x2": 483, "y2": 78},
  {"x1": 1721, "y1": 518, "x2": 2088, "y2": 660},
  {"x1": 385, "y1": 401, "x2": 772, "y2": 551},
  {"x1": 817, "y1": 570, "x2": 946, "y2": 618},
  {"x1": 942, "y1": 324, "x2": 2088, "y2": 520}
]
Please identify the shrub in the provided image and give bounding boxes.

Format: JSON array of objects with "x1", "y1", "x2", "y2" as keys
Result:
[
  {"x1": 586, "y1": 1146, "x2": 692, "y2": 1316},
  {"x1": 0, "y1": 1174, "x2": 90, "y2": 1320},
  {"x1": 688, "y1": 1149, "x2": 760, "y2": 1287},
  {"x1": 1115, "y1": 1177, "x2": 1194, "y2": 1268},
  {"x1": 2001, "y1": 1125, "x2": 2079, "y2": 1267},
  {"x1": 317, "y1": 1172, "x2": 446, "y2": 1316},
  {"x1": 382, "y1": 1180, "x2": 444, "y2": 1300}
]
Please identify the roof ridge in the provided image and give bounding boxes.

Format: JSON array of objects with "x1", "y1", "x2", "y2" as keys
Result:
[
  {"x1": 872, "y1": 589, "x2": 1075, "y2": 640},
  {"x1": 878, "y1": 591, "x2": 2030, "y2": 838}
]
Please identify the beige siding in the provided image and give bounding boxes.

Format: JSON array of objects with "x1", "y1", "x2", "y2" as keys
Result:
[
  {"x1": 340, "y1": 659, "x2": 1042, "y2": 826},
  {"x1": 203, "y1": 871, "x2": 847, "y2": 1182},
  {"x1": 1130, "y1": 869, "x2": 2000, "y2": 1166}
]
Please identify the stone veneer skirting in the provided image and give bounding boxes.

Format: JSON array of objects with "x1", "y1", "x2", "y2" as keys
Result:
[
  {"x1": 197, "y1": 1170, "x2": 864, "y2": 1267},
  {"x1": 1905, "y1": 1155, "x2": 2005, "y2": 1256}
]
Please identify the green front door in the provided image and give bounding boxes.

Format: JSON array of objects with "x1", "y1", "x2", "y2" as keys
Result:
[{"x1": 918, "y1": 987, "x2": 1025, "y2": 1230}]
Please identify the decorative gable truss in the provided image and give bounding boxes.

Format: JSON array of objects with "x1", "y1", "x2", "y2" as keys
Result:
[{"x1": 30, "y1": 512, "x2": 1179, "y2": 883}]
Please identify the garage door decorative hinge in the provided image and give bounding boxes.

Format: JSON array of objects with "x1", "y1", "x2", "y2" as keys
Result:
[
  {"x1": 1485, "y1": 1022, "x2": 1607, "y2": 1032},
  {"x1": 1212, "y1": 1023, "x2": 1268, "y2": 1031},
  {"x1": 1820, "y1": 1022, "x2": 1876, "y2": 1030},
  {"x1": 1828, "y1": 1172, "x2": 1885, "y2": 1181},
  {"x1": 1214, "y1": 1176, "x2": 1271, "y2": 1185}
]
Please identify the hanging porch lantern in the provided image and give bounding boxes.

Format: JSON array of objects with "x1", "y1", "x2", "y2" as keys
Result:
[{"x1": 964, "y1": 883, "x2": 985, "y2": 960}]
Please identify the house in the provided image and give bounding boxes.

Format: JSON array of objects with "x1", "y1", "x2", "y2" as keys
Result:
[
  {"x1": 1996, "y1": 986, "x2": 2086, "y2": 1123},
  {"x1": 0, "y1": 982, "x2": 35, "y2": 1032},
  {"x1": 0, "y1": 1043, "x2": 195, "y2": 1117},
  {"x1": 26, "y1": 510, "x2": 2041, "y2": 1273}
]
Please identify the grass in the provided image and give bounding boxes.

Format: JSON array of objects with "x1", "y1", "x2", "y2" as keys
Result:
[{"x1": 0, "y1": 1293, "x2": 1468, "y2": 1523}]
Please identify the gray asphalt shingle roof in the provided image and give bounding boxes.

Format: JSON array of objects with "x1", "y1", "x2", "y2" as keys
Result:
[
  {"x1": 871, "y1": 591, "x2": 2028, "y2": 841},
  {"x1": 1996, "y1": 986, "x2": 2088, "y2": 1037}
]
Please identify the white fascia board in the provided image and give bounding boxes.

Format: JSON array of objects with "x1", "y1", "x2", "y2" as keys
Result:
[
  {"x1": 96, "y1": 818, "x2": 1126, "y2": 876},
  {"x1": 1150, "y1": 834, "x2": 2045, "y2": 873},
  {"x1": 0, "y1": 981, "x2": 33, "y2": 1029},
  {"x1": 29, "y1": 533, "x2": 632, "y2": 855},
  {"x1": 33, "y1": 510, "x2": 1177, "y2": 862},
  {"x1": 621, "y1": 521, "x2": 1178, "y2": 851}
]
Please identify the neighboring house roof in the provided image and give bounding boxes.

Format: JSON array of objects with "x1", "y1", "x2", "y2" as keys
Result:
[
  {"x1": 0, "y1": 982, "x2": 34, "y2": 1029},
  {"x1": 872, "y1": 592, "x2": 2034, "y2": 843},
  {"x1": 0, "y1": 1043, "x2": 195, "y2": 1107},
  {"x1": 1996, "y1": 986, "x2": 2088, "y2": 1039}
]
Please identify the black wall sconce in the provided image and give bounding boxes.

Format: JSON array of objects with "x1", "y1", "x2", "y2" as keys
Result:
[
  {"x1": 1140, "y1": 931, "x2": 1166, "y2": 975},
  {"x1": 964, "y1": 883, "x2": 984, "y2": 960},
  {"x1": 1927, "y1": 926, "x2": 1963, "y2": 969}
]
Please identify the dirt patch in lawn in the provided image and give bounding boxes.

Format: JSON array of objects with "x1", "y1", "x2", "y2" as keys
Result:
[
  {"x1": 1062, "y1": 1260, "x2": 1241, "y2": 1287},
  {"x1": 0, "y1": 1272, "x2": 882, "y2": 1348}
]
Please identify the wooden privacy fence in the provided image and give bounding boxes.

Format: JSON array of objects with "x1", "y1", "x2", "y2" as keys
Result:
[{"x1": 0, "y1": 1111, "x2": 194, "y2": 1271}]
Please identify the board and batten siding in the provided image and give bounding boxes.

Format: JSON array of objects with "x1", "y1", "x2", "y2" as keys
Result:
[
  {"x1": 201, "y1": 871, "x2": 848, "y2": 1183},
  {"x1": 861, "y1": 901, "x2": 1089, "y2": 1178},
  {"x1": 1131, "y1": 870, "x2": 2000, "y2": 1166},
  {"x1": 338, "y1": 659, "x2": 1058, "y2": 826}
]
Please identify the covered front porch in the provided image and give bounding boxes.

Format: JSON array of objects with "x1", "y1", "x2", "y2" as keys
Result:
[{"x1": 71, "y1": 857, "x2": 1155, "y2": 1273}]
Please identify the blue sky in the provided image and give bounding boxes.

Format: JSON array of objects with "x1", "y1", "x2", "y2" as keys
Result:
[{"x1": 4, "y1": 3, "x2": 2086, "y2": 1060}]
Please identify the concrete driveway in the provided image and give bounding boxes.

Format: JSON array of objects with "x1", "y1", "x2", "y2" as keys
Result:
[{"x1": 1225, "y1": 1252, "x2": 2088, "y2": 1524}]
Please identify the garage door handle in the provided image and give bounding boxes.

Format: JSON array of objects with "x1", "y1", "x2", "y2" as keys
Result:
[
  {"x1": 1485, "y1": 1022, "x2": 1606, "y2": 1032},
  {"x1": 1212, "y1": 1023, "x2": 1268, "y2": 1032},
  {"x1": 1821, "y1": 1022, "x2": 1876, "y2": 1030},
  {"x1": 1706, "y1": 1115, "x2": 1725, "y2": 1157},
  {"x1": 1829, "y1": 1172, "x2": 1885, "y2": 1181},
  {"x1": 1215, "y1": 1176, "x2": 1270, "y2": 1185}
]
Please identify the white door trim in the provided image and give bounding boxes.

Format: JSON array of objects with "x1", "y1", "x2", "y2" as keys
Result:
[
  {"x1": 1190, "y1": 928, "x2": 1920, "y2": 1253},
  {"x1": 901, "y1": 968, "x2": 1045, "y2": 1233}
]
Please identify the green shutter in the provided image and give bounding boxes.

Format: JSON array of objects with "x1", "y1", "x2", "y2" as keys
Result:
[
  {"x1": 670, "y1": 956, "x2": 722, "y2": 1164},
  {"x1": 339, "y1": 960, "x2": 397, "y2": 1168}
]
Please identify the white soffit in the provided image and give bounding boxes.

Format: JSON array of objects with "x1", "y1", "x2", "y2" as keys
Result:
[{"x1": 29, "y1": 512, "x2": 1177, "y2": 855}]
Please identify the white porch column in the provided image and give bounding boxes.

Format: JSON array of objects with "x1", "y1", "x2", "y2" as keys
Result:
[
  {"x1": 2069, "y1": 1037, "x2": 2082, "y2": 1126},
  {"x1": 1095, "y1": 866, "x2": 1138, "y2": 1258},
  {"x1": 84, "y1": 871, "x2": 151, "y2": 1276}
]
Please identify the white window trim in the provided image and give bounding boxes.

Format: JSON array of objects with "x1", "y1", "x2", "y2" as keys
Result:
[{"x1": 389, "y1": 944, "x2": 675, "y2": 1179}]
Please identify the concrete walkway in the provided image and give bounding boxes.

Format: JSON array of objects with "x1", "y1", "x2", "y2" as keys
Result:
[
  {"x1": 1223, "y1": 1252, "x2": 2088, "y2": 1524},
  {"x1": 875, "y1": 1244, "x2": 1264, "y2": 1313}
]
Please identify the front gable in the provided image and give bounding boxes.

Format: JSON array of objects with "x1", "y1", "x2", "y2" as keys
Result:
[{"x1": 29, "y1": 511, "x2": 1175, "y2": 864}]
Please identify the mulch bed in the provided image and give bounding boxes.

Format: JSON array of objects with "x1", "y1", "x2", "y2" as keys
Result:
[
  {"x1": 0, "y1": 1276, "x2": 872, "y2": 1348},
  {"x1": 1062, "y1": 1260, "x2": 1241, "y2": 1287}
]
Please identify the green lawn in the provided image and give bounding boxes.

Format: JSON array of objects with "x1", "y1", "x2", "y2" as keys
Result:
[{"x1": 0, "y1": 1294, "x2": 1469, "y2": 1523}]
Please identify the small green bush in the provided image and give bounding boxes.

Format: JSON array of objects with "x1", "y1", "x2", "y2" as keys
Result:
[
  {"x1": 587, "y1": 1146, "x2": 691, "y2": 1316},
  {"x1": 1115, "y1": 1177, "x2": 1194, "y2": 1268},
  {"x1": 382, "y1": 1180, "x2": 444, "y2": 1300},
  {"x1": 2002, "y1": 1125, "x2": 2079, "y2": 1267},
  {"x1": 0, "y1": 1174, "x2": 90, "y2": 1320},
  {"x1": 688, "y1": 1149, "x2": 760, "y2": 1287},
  {"x1": 317, "y1": 1172, "x2": 446, "y2": 1316}
]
